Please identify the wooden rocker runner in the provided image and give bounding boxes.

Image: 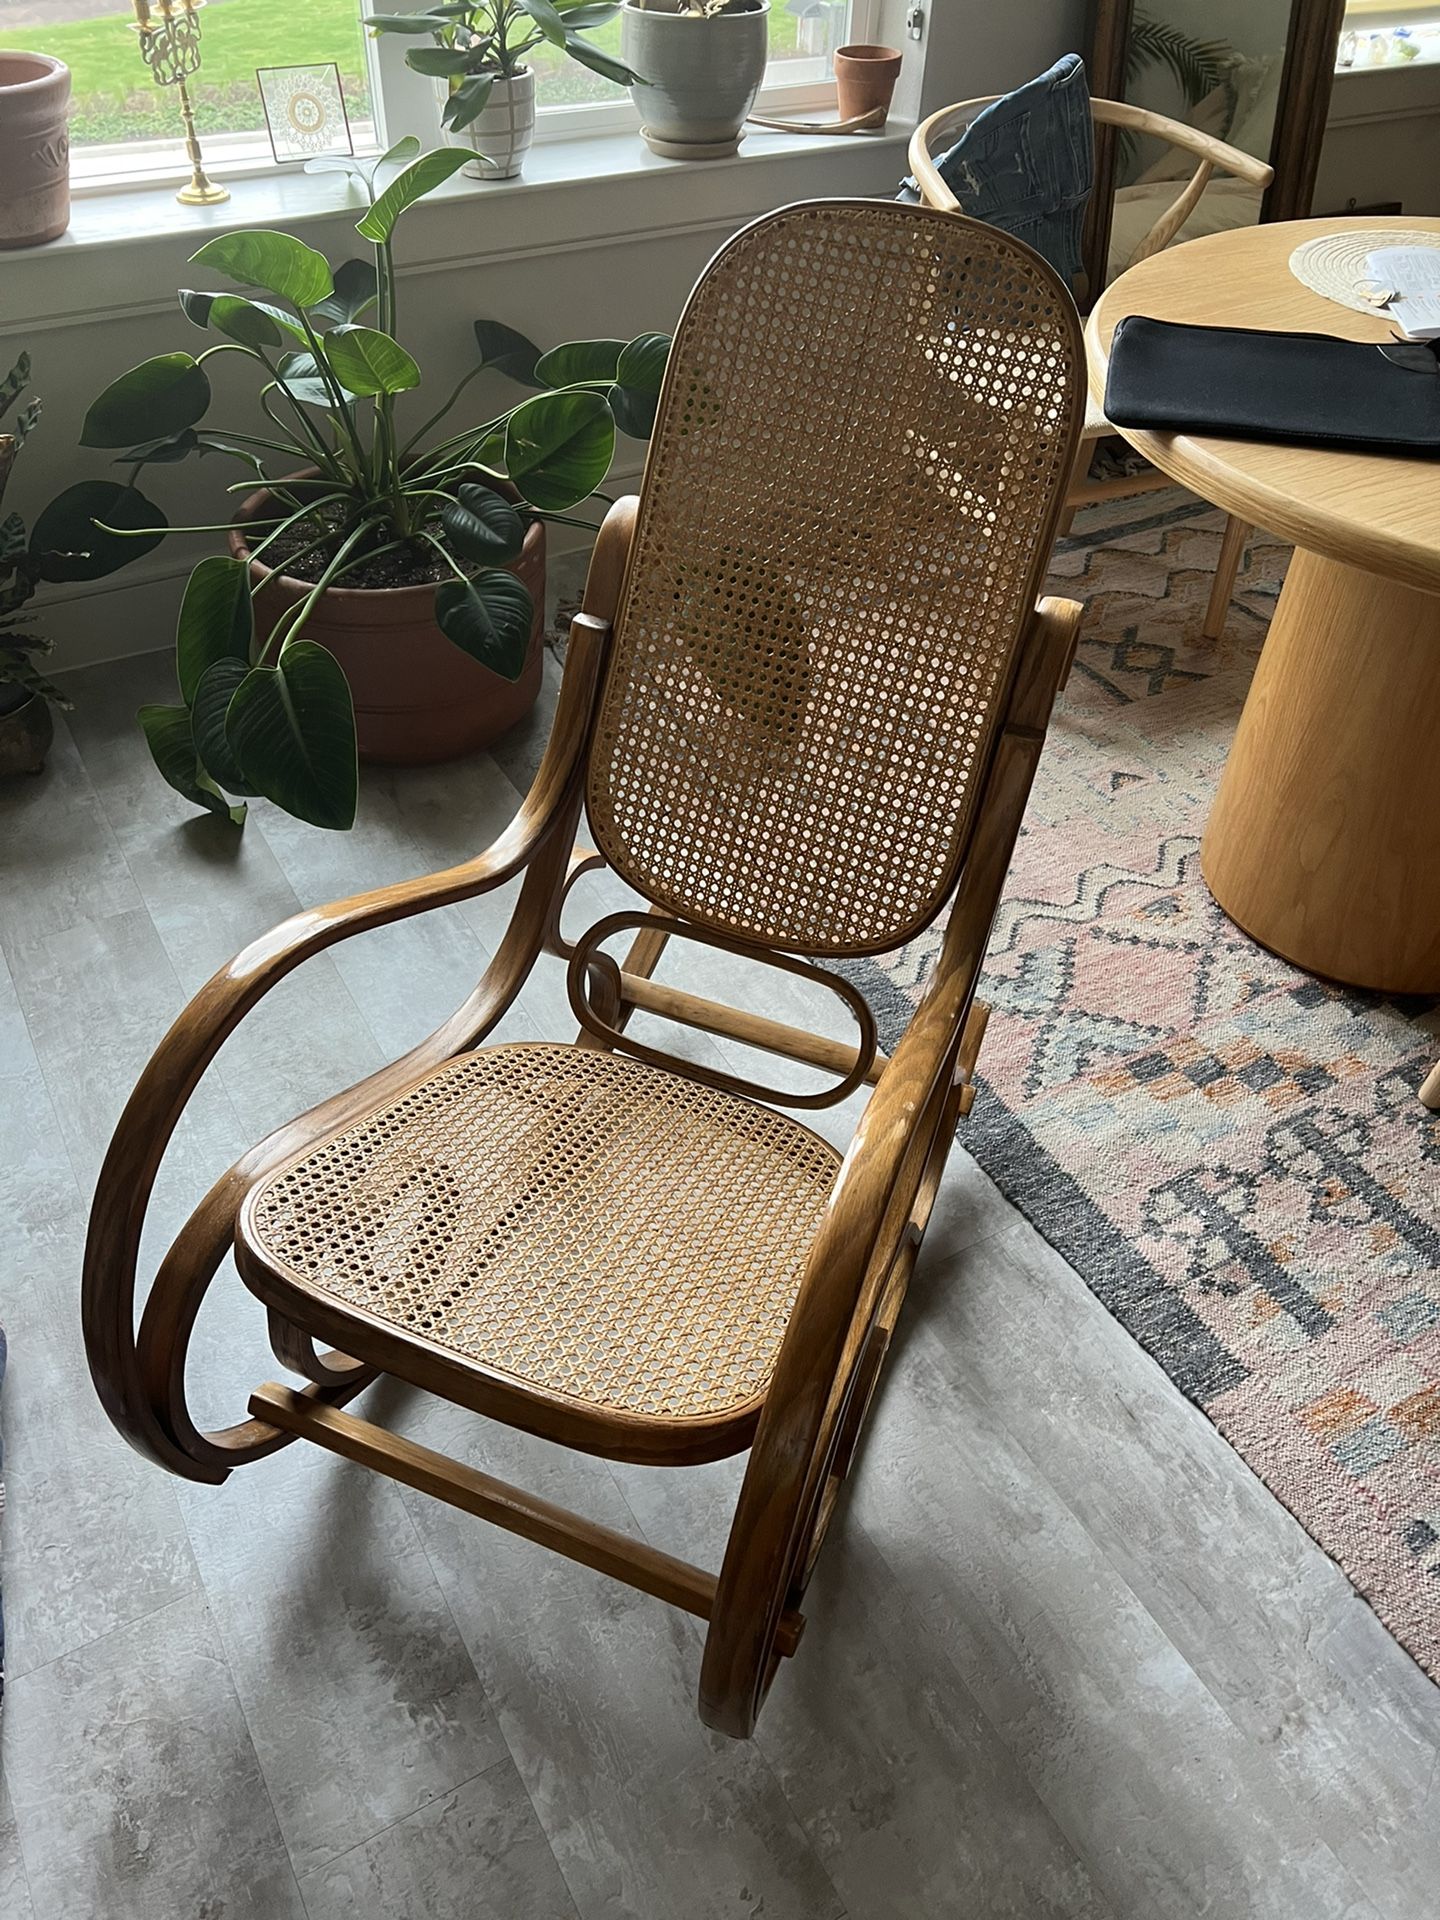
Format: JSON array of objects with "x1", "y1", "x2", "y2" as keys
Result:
[{"x1": 82, "y1": 200, "x2": 1085, "y2": 1739}]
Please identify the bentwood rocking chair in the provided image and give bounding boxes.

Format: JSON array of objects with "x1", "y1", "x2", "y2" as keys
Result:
[
  {"x1": 911, "y1": 96, "x2": 1275, "y2": 642},
  {"x1": 83, "y1": 201, "x2": 1084, "y2": 1739}
]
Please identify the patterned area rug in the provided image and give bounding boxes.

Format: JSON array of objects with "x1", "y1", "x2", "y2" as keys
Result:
[{"x1": 848, "y1": 491, "x2": 1440, "y2": 1679}]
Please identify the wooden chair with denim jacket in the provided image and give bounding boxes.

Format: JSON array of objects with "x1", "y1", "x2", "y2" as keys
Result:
[{"x1": 911, "y1": 95, "x2": 1274, "y2": 641}]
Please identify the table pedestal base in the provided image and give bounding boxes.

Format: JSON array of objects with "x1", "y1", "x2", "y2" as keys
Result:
[{"x1": 1201, "y1": 548, "x2": 1440, "y2": 995}]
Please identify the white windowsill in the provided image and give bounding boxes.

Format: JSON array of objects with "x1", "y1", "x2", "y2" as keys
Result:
[{"x1": 11, "y1": 122, "x2": 912, "y2": 264}]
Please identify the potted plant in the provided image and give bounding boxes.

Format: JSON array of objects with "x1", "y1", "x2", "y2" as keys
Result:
[
  {"x1": 367, "y1": 0, "x2": 642, "y2": 181},
  {"x1": 0, "y1": 354, "x2": 78, "y2": 776},
  {"x1": 57, "y1": 140, "x2": 668, "y2": 830},
  {"x1": 620, "y1": 0, "x2": 769, "y2": 158}
]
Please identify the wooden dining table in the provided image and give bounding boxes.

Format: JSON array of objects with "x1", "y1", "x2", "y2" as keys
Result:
[{"x1": 1087, "y1": 215, "x2": 1440, "y2": 997}]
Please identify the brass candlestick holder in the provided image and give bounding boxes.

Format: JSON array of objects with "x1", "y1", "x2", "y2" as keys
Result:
[{"x1": 129, "y1": 0, "x2": 229, "y2": 206}]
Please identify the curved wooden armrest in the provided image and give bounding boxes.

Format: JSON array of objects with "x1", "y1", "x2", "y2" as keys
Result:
[
  {"x1": 83, "y1": 495, "x2": 638, "y2": 1476},
  {"x1": 909, "y1": 95, "x2": 1274, "y2": 219}
]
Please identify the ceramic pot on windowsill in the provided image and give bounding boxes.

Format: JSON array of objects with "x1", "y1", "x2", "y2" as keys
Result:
[
  {"x1": 621, "y1": 0, "x2": 770, "y2": 160},
  {"x1": 437, "y1": 65, "x2": 536, "y2": 180},
  {"x1": 0, "y1": 52, "x2": 71, "y2": 249},
  {"x1": 228, "y1": 476, "x2": 547, "y2": 766}
]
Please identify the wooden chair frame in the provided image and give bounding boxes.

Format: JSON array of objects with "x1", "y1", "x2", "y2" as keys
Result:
[
  {"x1": 909, "y1": 95, "x2": 1275, "y2": 642},
  {"x1": 83, "y1": 204, "x2": 1085, "y2": 1740}
]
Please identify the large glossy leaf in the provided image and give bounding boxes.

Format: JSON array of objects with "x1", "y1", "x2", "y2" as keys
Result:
[
  {"x1": 321, "y1": 326, "x2": 421, "y2": 396},
  {"x1": 80, "y1": 354, "x2": 211, "y2": 449},
  {"x1": 356, "y1": 148, "x2": 472, "y2": 245},
  {"x1": 310, "y1": 257, "x2": 379, "y2": 327},
  {"x1": 473, "y1": 319, "x2": 542, "y2": 386},
  {"x1": 117, "y1": 428, "x2": 200, "y2": 466},
  {"x1": 178, "y1": 289, "x2": 309, "y2": 346},
  {"x1": 535, "y1": 339, "x2": 624, "y2": 388},
  {"x1": 435, "y1": 572, "x2": 533, "y2": 680},
  {"x1": 191, "y1": 657, "x2": 260, "y2": 794},
  {"x1": 138, "y1": 702, "x2": 247, "y2": 825},
  {"x1": 177, "y1": 555, "x2": 253, "y2": 704},
  {"x1": 30, "y1": 482, "x2": 167, "y2": 581},
  {"x1": 504, "y1": 388, "x2": 614, "y2": 512},
  {"x1": 190, "y1": 230, "x2": 334, "y2": 309},
  {"x1": 609, "y1": 329, "x2": 670, "y2": 438},
  {"x1": 225, "y1": 641, "x2": 358, "y2": 830},
  {"x1": 276, "y1": 351, "x2": 357, "y2": 409},
  {"x1": 553, "y1": 0, "x2": 620, "y2": 23},
  {"x1": 439, "y1": 485, "x2": 526, "y2": 565}
]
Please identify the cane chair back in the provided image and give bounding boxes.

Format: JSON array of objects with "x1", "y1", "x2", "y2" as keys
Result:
[{"x1": 585, "y1": 200, "x2": 1083, "y2": 957}]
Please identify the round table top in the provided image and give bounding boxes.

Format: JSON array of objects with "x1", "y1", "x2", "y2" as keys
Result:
[{"x1": 1088, "y1": 216, "x2": 1440, "y2": 595}]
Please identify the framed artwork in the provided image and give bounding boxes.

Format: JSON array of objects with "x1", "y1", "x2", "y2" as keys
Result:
[{"x1": 256, "y1": 63, "x2": 353, "y2": 162}]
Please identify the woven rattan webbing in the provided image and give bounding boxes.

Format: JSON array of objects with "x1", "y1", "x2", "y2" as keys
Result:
[
  {"x1": 243, "y1": 1045, "x2": 841, "y2": 1422},
  {"x1": 586, "y1": 201, "x2": 1080, "y2": 956}
]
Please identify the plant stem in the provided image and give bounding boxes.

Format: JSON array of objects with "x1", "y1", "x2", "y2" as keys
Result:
[
  {"x1": 259, "y1": 516, "x2": 382, "y2": 663},
  {"x1": 399, "y1": 361, "x2": 490, "y2": 461}
]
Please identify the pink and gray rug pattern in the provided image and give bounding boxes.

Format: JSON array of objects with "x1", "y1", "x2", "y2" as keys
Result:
[{"x1": 850, "y1": 492, "x2": 1440, "y2": 1679}]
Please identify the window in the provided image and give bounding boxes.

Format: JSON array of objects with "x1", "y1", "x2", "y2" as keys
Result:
[
  {"x1": 0, "y1": 0, "x2": 376, "y2": 186},
  {"x1": 4, "y1": 0, "x2": 881, "y2": 192}
]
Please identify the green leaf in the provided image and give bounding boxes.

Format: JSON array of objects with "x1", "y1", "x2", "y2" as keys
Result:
[
  {"x1": 535, "y1": 339, "x2": 624, "y2": 388},
  {"x1": 189, "y1": 230, "x2": 334, "y2": 309},
  {"x1": 504, "y1": 388, "x2": 614, "y2": 512},
  {"x1": 321, "y1": 326, "x2": 421, "y2": 396},
  {"x1": 0, "y1": 512, "x2": 25, "y2": 563},
  {"x1": 138, "y1": 703, "x2": 247, "y2": 825},
  {"x1": 310, "y1": 257, "x2": 379, "y2": 327},
  {"x1": 178, "y1": 287, "x2": 306, "y2": 347},
  {"x1": 191, "y1": 657, "x2": 260, "y2": 795},
  {"x1": 554, "y1": 0, "x2": 619, "y2": 24},
  {"x1": 225, "y1": 641, "x2": 358, "y2": 830},
  {"x1": 80, "y1": 354, "x2": 211, "y2": 449},
  {"x1": 405, "y1": 44, "x2": 481, "y2": 73},
  {"x1": 276, "y1": 351, "x2": 357, "y2": 409},
  {"x1": 517, "y1": 0, "x2": 567, "y2": 47},
  {"x1": 609, "y1": 329, "x2": 670, "y2": 438},
  {"x1": 177, "y1": 555, "x2": 253, "y2": 704},
  {"x1": 30, "y1": 482, "x2": 167, "y2": 582},
  {"x1": 356, "y1": 148, "x2": 472, "y2": 245},
  {"x1": 473, "y1": 319, "x2": 543, "y2": 387},
  {"x1": 364, "y1": 11, "x2": 451, "y2": 30},
  {"x1": 116, "y1": 428, "x2": 200, "y2": 466},
  {"x1": 440, "y1": 485, "x2": 526, "y2": 565},
  {"x1": 435, "y1": 572, "x2": 533, "y2": 680},
  {"x1": 441, "y1": 72, "x2": 495, "y2": 131},
  {"x1": 0, "y1": 353, "x2": 30, "y2": 422},
  {"x1": 560, "y1": 31, "x2": 639, "y2": 87}
]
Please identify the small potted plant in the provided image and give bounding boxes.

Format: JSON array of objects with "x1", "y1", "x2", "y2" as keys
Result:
[
  {"x1": 368, "y1": 0, "x2": 641, "y2": 180},
  {"x1": 55, "y1": 141, "x2": 668, "y2": 830},
  {"x1": 620, "y1": 0, "x2": 769, "y2": 158},
  {"x1": 0, "y1": 354, "x2": 81, "y2": 777}
]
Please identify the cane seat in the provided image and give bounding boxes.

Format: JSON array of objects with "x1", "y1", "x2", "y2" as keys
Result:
[{"x1": 236, "y1": 1043, "x2": 841, "y2": 1458}]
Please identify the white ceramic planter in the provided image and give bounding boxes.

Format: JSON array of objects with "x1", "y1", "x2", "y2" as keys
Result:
[
  {"x1": 0, "y1": 52, "x2": 71, "y2": 249},
  {"x1": 438, "y1": 65, "x2": 535, "y2": 181},
  {"x1": 621, "y1": 0, "x2": 769, "y2": 159}
]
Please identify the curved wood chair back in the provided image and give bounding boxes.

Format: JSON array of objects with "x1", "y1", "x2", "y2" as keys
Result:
[
  {"x1": 909, "y1": 95, "x2": 1275, "y2": 275},
  {"x1": 585, "y1": 199, "x2": 1085, "y2": 959}
]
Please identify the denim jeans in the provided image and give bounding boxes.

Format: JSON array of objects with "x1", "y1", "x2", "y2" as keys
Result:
[{"x1": 898, "y1": 53, "x2": 1094, "y2": 281}]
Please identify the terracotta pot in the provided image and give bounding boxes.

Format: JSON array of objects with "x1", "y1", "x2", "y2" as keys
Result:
[
  {"x1": 0, "y1": 689, "x2": 55, "y2": 776},
  {"x1": 229, "y1": 482, "x2": 547, "y2": 767},
  {"x1": 833, "y1": 43, "x2": 902, "y2": 125},
  {"x1": 0, "y1": 52, "x2": 71, "y2": 250}
]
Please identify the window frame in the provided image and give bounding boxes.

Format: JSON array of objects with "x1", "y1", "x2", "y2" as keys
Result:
[{"x1": 62, "y1": 0, "x2": 885, "y2": 196}]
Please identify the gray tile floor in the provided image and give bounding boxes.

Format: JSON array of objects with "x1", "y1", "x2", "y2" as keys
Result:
[{"x1": 2, "y1": 646, "x2": 1438, "y2": 1920}]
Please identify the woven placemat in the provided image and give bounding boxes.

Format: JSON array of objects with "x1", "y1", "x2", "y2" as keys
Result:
[{"x1": 1290, "y1": 228, "x2": 1440, "y2": 315}]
